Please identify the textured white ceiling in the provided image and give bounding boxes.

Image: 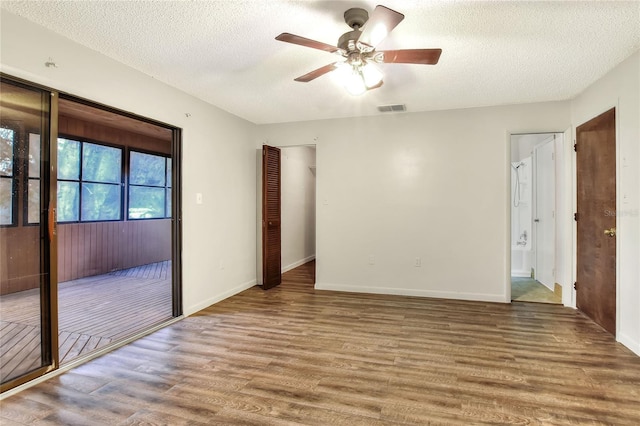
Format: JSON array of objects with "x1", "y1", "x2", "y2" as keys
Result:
[{"x1": 1, "y1": 1, "x2": 639, "y2": 124}]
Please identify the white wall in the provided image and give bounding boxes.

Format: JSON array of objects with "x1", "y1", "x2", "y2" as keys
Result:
[
  {"x1": 281, "y1": 146, "x2": 316, "y2": 272},
  {"x1": 571, "y1": 51, "x2": 640, "y2": 356},
  {"x1": 511, "y1": 133, "x2": 554, "y2": 162},
  {"x1": 0, "y1": 11, "x2": 258, "y2": 316},
  {"x1": 257, "y1": 102, "x2": 571, "y2": 302}
]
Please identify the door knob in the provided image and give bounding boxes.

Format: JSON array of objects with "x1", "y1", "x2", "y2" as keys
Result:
[{"x1": 604, "y1": 227, "x2": 616, "y2": 237}]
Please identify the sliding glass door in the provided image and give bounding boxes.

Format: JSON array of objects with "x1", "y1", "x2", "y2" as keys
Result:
[
  {"x1": 0, "y1": 75, "x2": 182, "y2": 393},
  {"x1": 0, "y1": 78, "x2": 57, "y2": 390}
]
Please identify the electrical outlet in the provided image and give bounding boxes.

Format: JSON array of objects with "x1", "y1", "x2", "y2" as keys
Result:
[
  {"x1": 415, "y1": 257, "x2": 421, "y2": 267},
  {"x1": 196, "y1": 193, "x2": 203, "y2": 204},
  {"x1": 368, "y1": 255, "x2": 375, "y2": 265}
]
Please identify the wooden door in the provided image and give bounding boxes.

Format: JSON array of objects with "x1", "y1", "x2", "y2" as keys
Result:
[
  {"x1": 262, "y1": 145, "x2": 281, "y2": 289},
  {"x1": 576, "y1": 108, "x2": 616, "y2": 335}
]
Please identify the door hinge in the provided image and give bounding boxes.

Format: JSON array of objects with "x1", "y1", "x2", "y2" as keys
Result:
[
  {"x1": 574, "y1": 212, "x2": 578, "y2": 222},
  {"x1": 574, "y1": 282, "x2": 578, "y2": 290},
  {"x1": 573, "y1": 142, "x2": 577, "y2": 152}
]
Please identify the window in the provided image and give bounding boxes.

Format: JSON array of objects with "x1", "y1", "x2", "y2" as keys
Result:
[
  {"x1": 57, "y1": 138, "x2": 122, "y2": 222},
  {"x1": 0, "y1": 127, "x2": 16, "y2": 225},
  {"x1": 128, "y1": 151, "x2": 171, "y2": 219},
  {"x1": 54, "y1": 139, "x2": 171, "y2": 223}
]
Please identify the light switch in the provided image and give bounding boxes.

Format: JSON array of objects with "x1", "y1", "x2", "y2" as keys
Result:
[{"x1": 196, "y1": 193, "x2": 203, "y2": 204}]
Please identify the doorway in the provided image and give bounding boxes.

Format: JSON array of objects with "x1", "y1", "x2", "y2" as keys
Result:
[
  {"x1": 510, "y1": 133, "x2": 562, "y2": 304},
  {"x1": 280, "y1": 146, "x2": 316, "y2": 281},
  {"x1": 0, "y1": 75, "x2": 183, "y2": 392},
  {"x1": 55, "y1": 97, "x2": 179, "y2": 365},
  {"x1": 259, "y1": 145, "x2": 316, "y2": 288}
]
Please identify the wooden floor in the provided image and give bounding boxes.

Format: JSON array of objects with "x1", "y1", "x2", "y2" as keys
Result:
[
  {"x1": 0, "y1": 261, "x2": 172, "y2": 383},
  {"x1": 2, "y1": 260, "x2": 640, "y2": 425}
]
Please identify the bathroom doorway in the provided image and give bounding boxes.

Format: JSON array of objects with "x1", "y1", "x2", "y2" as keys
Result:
[{"x1": 510, "y1": 133, "x2": 562, "y2": 304}]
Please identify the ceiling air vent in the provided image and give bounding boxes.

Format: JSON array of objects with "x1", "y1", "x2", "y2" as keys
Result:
[{"x1": 377, "y1": 104, "x2": 406, "y2": 113}]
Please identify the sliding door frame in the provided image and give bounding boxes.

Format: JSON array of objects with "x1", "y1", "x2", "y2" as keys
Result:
[
  {"x1": 171, "y1": 128, "x2": 183, "y2": 317},
  {"x1": 56, "y1": 93, "x2": 183, "y2": 319},
  {"x1": 0, "y1": 75, "x2": 58, "y2": 392},
  {"x1": 0, "y1": 74, "x2": 183, "y2": 393}
]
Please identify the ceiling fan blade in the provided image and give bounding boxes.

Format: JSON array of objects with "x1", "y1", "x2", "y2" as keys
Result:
[
  {"x1": 357, "y1": 5, "x2": 404, "y2": 48},
  {"x1": 380, "y1": 49, "x2": 442, "y2": 65},
  {"x1": 294, "y1": 63, "x2": 338, "y2": 82},
  {"x1": 276, "y1": 33, "x2": 340, "y2": 53}
]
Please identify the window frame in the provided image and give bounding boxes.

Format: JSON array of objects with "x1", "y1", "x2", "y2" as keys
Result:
[
  {"x1": 56, "y1": 134, "x2": 125, "y2": 224},
  {"x1": 127, "y1": 148, "x2": 172, "y2": 221},
  {"x1": 0, "y1": 123, "x2": 19, "y2": 227},
  {"x1": 24, "y1": 132, "x2": 43, "y2": 226}
]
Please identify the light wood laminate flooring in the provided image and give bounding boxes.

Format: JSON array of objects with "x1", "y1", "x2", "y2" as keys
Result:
[{"x1": 1, "y1": 261, "x2": 639, "y2": 424}]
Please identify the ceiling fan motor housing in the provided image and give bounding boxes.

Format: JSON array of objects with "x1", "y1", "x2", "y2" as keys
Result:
[
  {"x1": 344, "y1": 8, "x2": 369, "y2": 29},
  {"x1": 340, "y1": 8, "x2": 372, "y2": 54}
]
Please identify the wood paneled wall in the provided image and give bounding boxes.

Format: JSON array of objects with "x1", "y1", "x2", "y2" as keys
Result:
[
  {"x1": 57, "y1": 219, "x2": 171, "y2": 282},
  {"x1": 1, "y1": 220, "x2": 171, "y2": 295}
]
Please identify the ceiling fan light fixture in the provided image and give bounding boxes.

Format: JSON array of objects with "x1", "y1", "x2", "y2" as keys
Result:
[
  {"x1": 343, "y1": 68, "x2": 367, "y2": 96},
  {"x1": 334, "y1": 61, "x2": 382, "y2": 96},
  {"x1": 361, "y1": 62, "x2": 383, "y2": 88},
  {"x1": 276, "y1": 5, "x2": 440, "y2": 92}
]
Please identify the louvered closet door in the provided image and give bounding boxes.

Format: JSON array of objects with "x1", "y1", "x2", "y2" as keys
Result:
[{"x1": 262, "y1": 145, "x2": 281, "y2": 289}]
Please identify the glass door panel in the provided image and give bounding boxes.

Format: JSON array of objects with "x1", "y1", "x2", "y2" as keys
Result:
[{"x1": 0, "y1": 78, "x2": 54, "y2": 387}]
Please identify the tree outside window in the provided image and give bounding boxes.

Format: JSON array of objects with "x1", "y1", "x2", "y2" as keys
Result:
[
  {"x1": 0, "y1": 127, "x2": 15, "y2": 226},
  {"x1": 57, "y1": 138, "x2": 122, "y2": 222},
  {"x1": 128, "y1": 151, "x2": 171, "y2": 219}
]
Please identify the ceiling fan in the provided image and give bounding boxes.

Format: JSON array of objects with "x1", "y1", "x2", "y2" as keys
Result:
[{"x1": 275, "y1": 4, "x2": 442, "y2": 95}]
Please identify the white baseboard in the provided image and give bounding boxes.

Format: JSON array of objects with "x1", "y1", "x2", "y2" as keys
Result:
[
  {"x1": 314, "y1": 282, "x2": 508, "y2": 303},
  {"x1": 618, "y1": 332, "x2": 640, "y2": 357},
  {"x1": 184, "y1": 278, "x2": 256, "y2": 316},
  {"x1": 511, "y1": 271, "x2": 531, "y2": 278},
  {"x1": 282, "y1": 255, "x2": 315, "y2": 274}
]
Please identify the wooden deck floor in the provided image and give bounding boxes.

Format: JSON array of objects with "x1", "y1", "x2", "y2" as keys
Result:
[
  {"x1": 2, "y1": 260, "x2": 639, "y2": 424},
  {"x1": 0, "y1": 261, "x2": 172, "y2": 383}
]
